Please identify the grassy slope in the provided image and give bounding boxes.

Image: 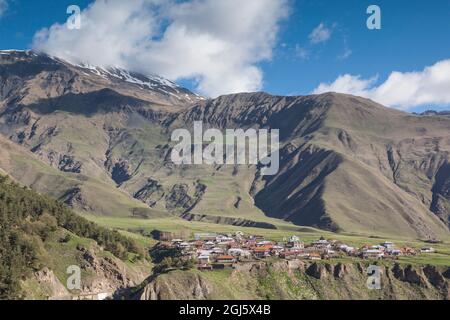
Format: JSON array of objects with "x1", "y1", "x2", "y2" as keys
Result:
[
  {"x1": 0, "y1": 133, "x2": 151, "y2": 217},
  {"x1": 0, "y1": 175, "x2": 151, "y2": 299},
  {"x1": 85, "y1": 214, "x2": 450, "y2": 267},
  {"x1": 306, "y1": 94, "x2": 450, "y2": 238},
  {"x1": 2, "y1": 92, "x2": 449, "y2": 240}
]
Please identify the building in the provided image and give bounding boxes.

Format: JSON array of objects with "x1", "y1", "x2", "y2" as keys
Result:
[
  {"x1": 228, "y1": 248, "x2": 244, "y2": 257},
  {"x1": 252, "y1": 245, "x2": 273, "y2": 258},
  {"x1": 362, "y1": 249, "x2": 384, "y2": 259},
  {"x1": 279, "y1": 251, "x2": 298, "y2": 260},
  {"x1": 271, "y1": 245, "x2": 285, "y2": 255},
  {"x1": 389, "y1": 249, "x2": 403, "y2": 256},
  {"x1": 309, "y1": 253, "x2": 321, "y2": 260},
  {"x1": 198, "y1": 255, "x2": 211, "y2": 264},
  {"x1": 312, "y1": 239, "x2": 330, "y2": 249},
  {"x1": 195, "y1": 233, "x2": 217, "y2": 241},
  {"x1": 381, "y1": 241, "x2": 395, "y2": 250},
  {"x1": 215, "y1": 255, "x2": 236, "y2": 264}
]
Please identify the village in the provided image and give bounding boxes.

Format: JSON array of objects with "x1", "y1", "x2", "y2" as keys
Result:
[{"x1": 161, "y1": 232, "x2": 437, "y2": 270}]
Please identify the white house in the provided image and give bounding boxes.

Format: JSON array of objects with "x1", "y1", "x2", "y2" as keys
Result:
[
  {"x1": 381, "y1": 241, "x2": 395, "y2": 250},
  {"x1": 198, "y1": 255, "x2": 210, "y2": 264},
  {"x1": 362, "y1": 249, "x2": 384, "y2": 259}
]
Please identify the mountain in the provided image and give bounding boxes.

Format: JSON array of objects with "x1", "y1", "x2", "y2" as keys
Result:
[
  {"x1": 0, "y1": 50, "x2": 203, "y2": 109},
  {"x1": 419, "y1": 110, "x2": 450, "y2": 118},
  {"x1": 0, "y1": 175, "x2": 150, "y2": 299},
  {"x1": 0, "y1": 50, "x2": 449, "y2": 240}
]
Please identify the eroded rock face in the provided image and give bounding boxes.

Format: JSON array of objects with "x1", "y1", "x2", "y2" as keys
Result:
[
  {"x1": 423, "y1": 265, "x2": 447, "y2": 290},
  {"x1": 60, "y1": 187, "x2": 91, "y2": 211},
  {"x1": 392, "y1": 264, "x2": 442, "y2": 288},
  {"x1": 139, "y1": 273, "x2": 213, "y2": 300},
  {"x1": 58, "y1": 155, "x2": 82, "y2": 173},
  {"x1": 76, "y1": 246, "x2": 146, "y2": 296},
  {"x1": 133, "y1": 178, "x2": 165, "y2": 207},
  {"x1": 165, "y1": 182, "x2": 207, "y2": 213},
  {"x1": 431, "y1": 163, "x2": 450, "y2": 228},
  {"x1": 111, "y1": 161, "x2": 132, "y2": 185},
  {"x1": 30, "y1": 245, "x2": 149, "y2": 300},
  {"x1": 135, "y1": 261, "x2": 450, "y2": 301},
  {"x1": 34, "y1": 268, "x2": 70, "y2": 299}
]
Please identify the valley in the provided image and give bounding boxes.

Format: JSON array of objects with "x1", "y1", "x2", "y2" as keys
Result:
[{"x1": 0, "y1": 50, "x2": 449, "y2": 300}]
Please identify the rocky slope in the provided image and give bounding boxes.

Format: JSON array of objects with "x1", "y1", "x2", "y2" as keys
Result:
[
  {"x1": 25, "y1": 243, "x2": 150, "y2": 300},
  {"x1": 0, "y1": 175, "x2": 151, "y2": 300},
  {"x1": 0, "y1": 50, "x2": 449, "y2": 239},
  {"x1": 136, "y1": 261, "x2": 450, "y2": 300}
]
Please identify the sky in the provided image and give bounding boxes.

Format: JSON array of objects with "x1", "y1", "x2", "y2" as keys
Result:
[{"x1": 0, "y1": 0, "x2": 449, "y2": 112}]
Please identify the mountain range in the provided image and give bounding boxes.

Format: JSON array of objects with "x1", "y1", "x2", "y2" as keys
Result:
[{"x1": 0, "y1": 50, "x2": 449, "y2": 240}]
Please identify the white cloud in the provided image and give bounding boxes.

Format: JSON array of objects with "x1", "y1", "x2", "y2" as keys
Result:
[
  {"x1": 337, "y1": 48, "x2": 352, "y2": 61},
  {"x1": 309, "y1": 23, "x2": 331, "y2": 44},
  {"x1": 0, "y1": 0, "x2": 8, "y2": 17},
  {"x1": 294, "y1": 45, "x2": 309, "y2": 60},
  {"x1": 312, "y1": 59, "x2": 450, "y2": 110},
  {"x1": 32, "y1": 0, "x2": 289, "y2": 97}
]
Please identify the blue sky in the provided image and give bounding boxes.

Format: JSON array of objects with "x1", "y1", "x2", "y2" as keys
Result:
[{"x1": 1, "y1": 0, "x2": 449, "y2": 112}]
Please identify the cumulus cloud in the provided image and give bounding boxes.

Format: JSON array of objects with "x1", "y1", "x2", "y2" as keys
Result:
[
  {"x1": 309, "y1": 23, "x2": 331, "y2": 44},
  {"x1": 313, "y1": 59, "x2": 450, "y2": 110},
  {"x1": 32, "y1": 0, "x2": 289, "y2": 97}
]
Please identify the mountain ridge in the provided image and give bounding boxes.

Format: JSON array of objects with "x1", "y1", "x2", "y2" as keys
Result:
[{"x1": 0, "y1": 51, "x2": 449, "y2": 239}]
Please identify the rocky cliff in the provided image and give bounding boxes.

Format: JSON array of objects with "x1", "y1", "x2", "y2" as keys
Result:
[{"x1": 136, "y1": 261, "x2": 450, "y2": 300}]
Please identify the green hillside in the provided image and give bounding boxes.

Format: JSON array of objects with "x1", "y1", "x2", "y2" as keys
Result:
[{"x1": 0, "y1": 175, "x2": 148, "y2": 299}]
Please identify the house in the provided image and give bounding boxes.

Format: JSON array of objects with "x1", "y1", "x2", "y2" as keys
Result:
[
  {"x1": 195, "y1": 233, "x2": 217, "y2": 241},
  {"x1": 257, "y1": 240, "x2": 273, "y2": 247},
  {"x1": 362, "y1": 249, "x2": 384, "y2": 259},
  {"x1": 312, "y1": 239, "x2": 330, "y2": 249},
  {"x1": 178, "y1": 242, "x2": 190, "y2": 249},
  {"x1": 381, "y1": 241, "x2": 395, "y2": 250},
  {"x1": 198, "y1": 255, "x2": 211, "y2": 264},
  {"x1": 228, "y1": 248, "x2": 244, "y2": 257},
  {"x1": 215, "y1": 255, "x2": 236, "y2": 264},
  {"x1": 252, "y1": 246, "x2": 272, "y2": 258},
  {"x1": 212, "y1": 247, "x2": 225, "y2": 254},
  {"x1": 250, "y1": 235, "x2": 265, "y2": 241},
  {"x1": 297, "y1": 251, "x2": 310, "y2": 258},
  {"x1": 389, "y1": 249, "x2": 403, "y2": 256},
  {"x1": 402, "y1": 247, "x2": 417, "y2": 255},
  {"x1": 286, "y1": 241, "x2": 304, "y2": 250},
  {"x1": 279, "y1": 251, "x2": 298, "y2": 260},
  {"x1": 192, "y1": 241, "x2": 204, "y2": 249},
  {"x1": 216, "y1": 235, "x2": 234, "y2": 242},
  {"x1": 339, "y1": 245, "x2": 356, "y2": 254},
  {"x1": 309, "y1": 253, "x2": 321, "y2": 260},
  {"x1": 204, "y1": 241, "x2": 215, "y2": 250},
  {"x1": 271, "y1": 245, "x2": 284, "y2": 255}
]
